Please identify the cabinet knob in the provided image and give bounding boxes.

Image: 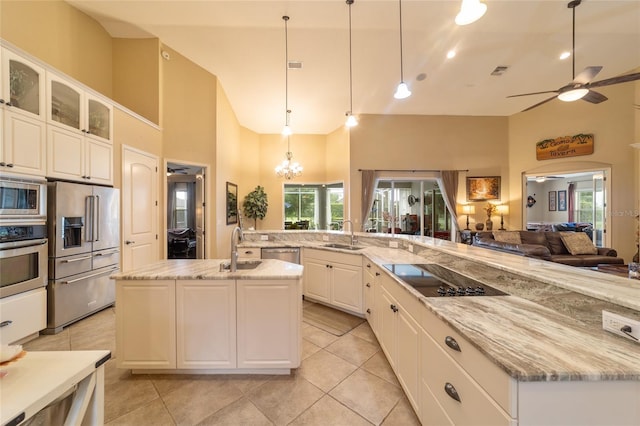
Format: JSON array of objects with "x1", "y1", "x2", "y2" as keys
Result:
[
  {"x1": 444, "y1": 382, "x2": 461, "y2": 402},
  {"x1": 5, "y1": 102, "x2": 12, "y2": 107},
  {"x1": 125, "y1": 240, "x2": 135, "y2": 245},
  {"x1": 366, "y1": 263, "x2": 371, "y2": 268},
  {"x1": 0, "y1": 162, "x2": 5, "y2": 167},
  {"x1": 6, "y1": 163, "x2": 13, "y2": 168},
  {"x1": 0, "y1": 99, "x2": 5, "y2": 104},
  {"x1": 375, "y1": 272, "x2": 381, "y2": 276},
  {"x1": 366, "y1": 309, "x2": 371, "y2": 314},
  {"x1": 390, "y1": 304, "x2": 398, "y2": 313},
  {"x1": 445, "y1": 336, "x2": 462, "y2": 352},
  {"x1": 366, "y1": 283, "x2": 371, "y2": 288}
]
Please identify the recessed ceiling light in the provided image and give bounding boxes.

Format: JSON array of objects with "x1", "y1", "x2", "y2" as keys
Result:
[
  {"x1": 446, "y1": 50, "x2": 457, "y2": 59},
  {"x1": 559, "y1": 51, "x2": 571, "y2": 60}
]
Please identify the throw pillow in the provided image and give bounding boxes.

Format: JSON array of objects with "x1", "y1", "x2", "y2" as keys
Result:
[
  {"x1": 559, "y1": 232, "x2": 597, "y2": 255},
  {"x1": 493, "y1": 231, "x2": 522, "y2": 244}
]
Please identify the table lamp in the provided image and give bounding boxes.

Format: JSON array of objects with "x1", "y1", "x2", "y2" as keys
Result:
[
  {"x1": 496, "y1": 204, "x2": 509, "y2": 230},
  {"x1": 461, "y1": 205, "x2": 475, "y2": 230}
]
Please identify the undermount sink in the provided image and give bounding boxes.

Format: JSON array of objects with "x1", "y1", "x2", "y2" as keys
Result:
[
  {"x1": 323, "y1": 243, "x2": 365, "y2": 251},
  {"x1": 219, "y1": 259, "x2": 262, "y2": 271}
]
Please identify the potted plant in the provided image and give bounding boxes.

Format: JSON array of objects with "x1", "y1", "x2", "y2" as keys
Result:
[{"x1": 242, "y1": 185, "x2": 268, "y2": 229}]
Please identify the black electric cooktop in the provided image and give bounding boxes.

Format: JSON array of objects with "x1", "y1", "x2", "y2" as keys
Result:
[{"x1": 382, "y1": 264, "x2": 508, "y2": 297}]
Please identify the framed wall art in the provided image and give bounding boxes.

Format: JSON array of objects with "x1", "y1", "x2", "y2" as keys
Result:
[
  {"x1": 226, "y1": 182, "x2": 238, "y2": 224},
  {"x1": 548, "y1": 191, "x2": 557, "y2": 211},
  {"x1": 558, "y1": 190, "x2": 567, "y2": 211},
  {"x1": 466, "y1": 176, "x2": 500, "y2": 201}
]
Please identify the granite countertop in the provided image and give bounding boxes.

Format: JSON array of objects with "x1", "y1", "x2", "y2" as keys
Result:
[
  {"x1": 110, "y1": 258, "x2": 303, "y2": 280},
  {"x1": 240, "y1": 234, "x2": 640, "y2": 382}
]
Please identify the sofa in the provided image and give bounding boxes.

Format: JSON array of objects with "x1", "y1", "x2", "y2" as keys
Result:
[{"x1": 473, "y1": 230, "x2": 624, "y2": 267}]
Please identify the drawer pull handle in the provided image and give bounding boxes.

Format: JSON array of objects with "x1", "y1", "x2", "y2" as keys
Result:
[
  {"x1": 390, "y1": 304, "x2": 398, "y2": 313},
  {"x1": 445, "y1": 336, "x2": 461, "y2": 352},
  {"x1": 444, "y1": 382, "x2": 461, "y2": 402},
  {"x1": 0, "y1": 320, "x2": 13, "y2": 328}
]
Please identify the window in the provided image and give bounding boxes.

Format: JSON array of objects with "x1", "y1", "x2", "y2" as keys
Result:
[
  {"x1": 369, "y1": 179, "x2": 451, "y2": 238},
  {"x1": 174, "y1": 182, "x2": 188, "y2": 228},
  {"x1": 284, "y1": 183, "x2": 344, "y2": 230}
]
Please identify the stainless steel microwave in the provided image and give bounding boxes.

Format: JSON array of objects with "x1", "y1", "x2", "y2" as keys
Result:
[{"x1": 0, "y1": 175, "x2": 47, "y2": 219}]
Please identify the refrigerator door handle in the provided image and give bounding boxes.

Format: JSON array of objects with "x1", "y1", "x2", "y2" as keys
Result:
[
  {"x1": 85, "y1": 195, "x2": 94, "y2": 242},
  {"x1": 95, "y1": 195, "x2": 100, "y2": 242}
]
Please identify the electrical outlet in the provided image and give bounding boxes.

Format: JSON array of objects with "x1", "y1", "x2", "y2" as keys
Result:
[
  {"x1": 602, "y1": 310, "x2": 640, "y2": 343},
  {"x1": 408, "y1": 244, "x2": 414, "y2": 253},
  {"x1": 260, "y1": 235, "x2": 269, "y2": 241},
  {"x1": 389, "y1": 241, "x2": 399, "y2": 248},
  {"x1": 322, "y1": 235, "x2": 329, "y2": 241}
]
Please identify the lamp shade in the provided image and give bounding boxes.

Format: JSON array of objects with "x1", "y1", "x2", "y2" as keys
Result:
[
  {"x1": 495, "y1": 205, "x2": 509, "y2": 215},
  {"x1": 461, "y1": 205, "x2": 475, "y2": 215}
]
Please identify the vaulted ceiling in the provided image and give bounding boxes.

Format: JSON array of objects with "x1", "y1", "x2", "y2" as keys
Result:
[{"x1": 67, "y1": 0, "x2": 640, "y2": 134}]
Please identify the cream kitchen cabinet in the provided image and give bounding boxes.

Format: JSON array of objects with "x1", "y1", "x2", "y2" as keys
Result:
[
  {"x1": 47, "y1": 124, "x2": 113, "y2": 185},
  {"x1": 303, "y1": 248, "x2": 363, "y2": 314},
  {"x1": 116, "y1": 279, "x2": 177, "y2": 370},
  {"x1": 0, "y1": 48, "x2": 47, "y2": 176},
  {"x1": 362, "y1": 260, "x2": 381, "y2": 327},
  {"x1": 236, "y1": 279, "x2": 301, "y2": 369},
  {"x1": 373, "y1": 273, "x2": 421, "y2": 416},
  {"x1": 116, "y1": 275, "x2": 301, "y2": 373},
  {"x1": 46, "y1": 73, "x2": 112, "y2": 143},
  {"x1": 176, "y1": 279, "x2": 236, "y2": 369},
  {"x1": 0, "y1": 288, "x2": 46, "y2": 345}
]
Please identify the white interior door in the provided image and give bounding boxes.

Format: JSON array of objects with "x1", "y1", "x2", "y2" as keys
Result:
[
  {"x1": 195, "y1": 173, "x2": 205, "y2": 259},
  {"x1": 122, "y1": 146, "x2": 158, "y2": 271}
]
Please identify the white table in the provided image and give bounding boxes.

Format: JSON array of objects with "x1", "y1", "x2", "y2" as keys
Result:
[{"x1": 0, "y1": 350, "x2": 110, "y2": 426}]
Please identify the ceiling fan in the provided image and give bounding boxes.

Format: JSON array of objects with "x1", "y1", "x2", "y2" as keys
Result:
[{"x1": 508, "y1": 0, "x2": 640, "y2": 112}]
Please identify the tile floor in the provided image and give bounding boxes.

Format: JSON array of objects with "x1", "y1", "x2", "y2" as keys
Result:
[{"x1": 23, "y1": 302, "x2": 421, "y2": 425}]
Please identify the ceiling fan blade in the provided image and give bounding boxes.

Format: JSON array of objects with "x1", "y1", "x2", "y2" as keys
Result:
[
  {"x1": 581, "y1": 90, "x2": 607, "y2": 104},
  {"x1": 522, "y1": 95, "x2": 558, "y2": 112},
  {"x1": 573, "y1": 66, "x2": 602, "y2": 84},
  {"x1": 507, "y1": 90, "x2": 558, "y2": 98},
  {"x1": 587, "y1": 72, "x2": 640, "y2": 89}
]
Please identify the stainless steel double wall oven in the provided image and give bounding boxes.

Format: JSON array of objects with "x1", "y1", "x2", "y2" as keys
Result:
[{"x1": 0, "y1": 175, "x2": 48, "y2": 299}]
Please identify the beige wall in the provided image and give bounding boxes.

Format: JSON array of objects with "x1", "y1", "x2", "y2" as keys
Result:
[
  {"x1": 1, "y1": 0, "x2": 113, "y2": 97},
  {"x1": 348, "y1": 114, "x2": 510, "y2": 231},
  {"x1": 113, "y1": 38, "x2": 161, "y2": 124},
  {"x1": 508, "y1": 83, "x2": 637, "y2": 261},
  {"x1": 258, "y1": 133, "x2": 328, "y2": 230}
]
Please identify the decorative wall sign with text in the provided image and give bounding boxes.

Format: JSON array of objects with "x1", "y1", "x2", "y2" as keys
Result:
[{"x1": 536, "y1": 134, "x2": 594, "y2": 161}]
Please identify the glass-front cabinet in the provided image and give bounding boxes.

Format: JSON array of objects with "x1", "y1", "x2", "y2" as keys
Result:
[
  {"x1": 1, "y1": 48, "x2": 46, "y2": 120},
  {"x1": 47, "y1": 73, "x2": 112, "y2": 143}
]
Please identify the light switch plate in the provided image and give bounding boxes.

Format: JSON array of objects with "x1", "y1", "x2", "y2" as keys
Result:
[
  {"x1": 602, "y1": 310, "x2": 640, "y2": 343},
  {"x1": 260, "y1": 235, "x2": 269, "y2": 241}
]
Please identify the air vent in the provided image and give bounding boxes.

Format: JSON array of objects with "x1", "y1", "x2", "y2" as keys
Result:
[
  {"x1": 288, "y1": 61, "x2": 303, "y2": 70},
  {"x1": 491, "y1": 66, "x2": 509, "y2": 76}
]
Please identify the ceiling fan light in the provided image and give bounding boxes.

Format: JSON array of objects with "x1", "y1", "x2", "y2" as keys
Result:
[
  {"x1": 455, "y1": 0, "x2": 487, "y2": 26},
  {"x1": 558, "y1": 88, "x2": 588, "y2": 102},
  {"x1": 394, "y1": 82, "x2": 411, "y2": 99}
]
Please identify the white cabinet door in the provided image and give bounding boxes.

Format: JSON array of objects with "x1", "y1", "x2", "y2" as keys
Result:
[
  {"x1": 376, "y1": 282, "x2": 396, "y2": 364},
  {"x1": 303, "y1": 257, "x2": 330, "y2": 303},
  {"x1": 85, "y1": 93, "x2": 112, "y2": 143},
  {"x1": 363, "y1": 263, "x2": 376, "y2": 326},
  {"x1": 236, "y1": 279, "x2": 301, "y2": 369},
  {"x1": 2, "y1": 110, "x2": 45, "y2": 176},
  {"x1": 176, "y1": 280, "x2": 236, "y2": 369},
  {"x1": 1, "y1": 48, "x2": 46, "y2": 121},
  {"x1": 47, "y1": 124, "x2": 84, "y2": 180},
  {"x1": 85, "y1": 138, "x2": 113, "y2": 185},
  {"x1": 116, "y1": 280, "x2": 176, "y2": 369},
  {"x1": 331, "y1": 262, "x2": 362, "y2": 313},
  {"x1": 396, "y1": 304, "x2": 421, "y2": 416}
]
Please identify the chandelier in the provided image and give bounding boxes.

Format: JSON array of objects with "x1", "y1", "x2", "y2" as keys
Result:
[
  {"x1": 275, "y1": 15, "x2": 302, "y2": 180},
  {"x1": 275, "y1": 136, "x2": 303, "y2": 180}
]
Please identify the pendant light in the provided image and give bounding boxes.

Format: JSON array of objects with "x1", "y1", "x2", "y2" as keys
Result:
[
  {"x1": 455, "y1": 0, "x2": 487, "y2": 26},
  {"x1": 282, "y1": 16, "x2": 292, "y2": 136},
  {"x1": 345, "y1": 0, "x2": 358, "y2": 127},
  {"x1": 275, "y1": 16, "x2": 302, "y2": 180},
  {"x1": 393, "y1": 0, "x2": 411, "y2": 99},
  {"x1": 275, "y1": 135, "x2": 303, "y2": 180}
]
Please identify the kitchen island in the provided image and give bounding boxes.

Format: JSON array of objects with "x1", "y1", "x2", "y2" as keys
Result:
[
  {"x1": 238, "y1": 230, "x2": 640, "y2": 425},
  {"x1": 111, "y1": 259, "x2": 302, "y2": 374}
]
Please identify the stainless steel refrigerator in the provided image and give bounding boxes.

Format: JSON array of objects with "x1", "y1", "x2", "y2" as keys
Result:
[{"x1": 45, "y1": 181, "x2": 120, "y2": 333}]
